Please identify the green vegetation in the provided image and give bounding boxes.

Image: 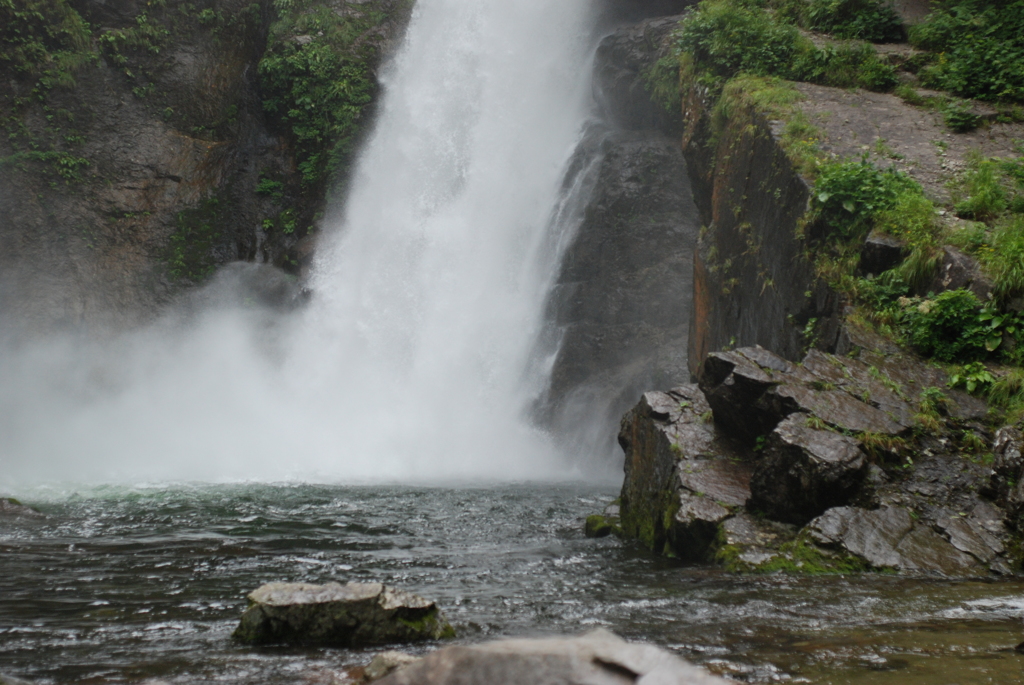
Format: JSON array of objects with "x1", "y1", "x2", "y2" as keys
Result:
[
  {"x1": 715, "y1": 529, "x2": 873, "y2": 574},
  {"x1": 676, "y1": 0, "x2": 897, "y2": 99},
  {"x1": 810, "y1": 156, "x2": 920, "y2": 239},
  {"x1": 0, "y1": 0, "x2": 97, "y2": 181},
  {"x1": 910, "y1": 0, "x2": 1024, "y2": 102},
  {"x1": 258, "y1": 0, "x2": 400, "y2": 190},
  {"x1": 802, "y1": 0, "x2": 903, "y2": 42},
  {"x1": 0, "y1": 0, "x2": 96, "y2": 89}
]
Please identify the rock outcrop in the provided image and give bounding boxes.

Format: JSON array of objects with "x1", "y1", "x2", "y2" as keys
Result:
[
  {"x1": 682, "y1": 66, "x2": 1024, "y2": 378},
  {"x1": 749, "y1": 415, "x2": 868, "y2": 525},
  {"x1": 375, "y1": 629, "x2": 727, "y2": 685},
  {"x1": 614, "y1": 338, "x2": 1021, "y2": 576},
  {"x1": 233, "y1": 582, "x2": 454, "y2": 646}
]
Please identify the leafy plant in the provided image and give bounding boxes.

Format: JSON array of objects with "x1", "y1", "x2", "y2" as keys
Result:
[
  {"x1": 804, "y1": 0, "x2": 904, "y2": 42},
  {"x1": 255, "y1": 177, "x2": 285, "y2": 201},
  {"x1": 910, "y1": 0, "x2": 1024, "y2": 102},
  {"x1": 678, "y1": 0, "x2": 803, "y2": 89},
  {"x1": 791, "y1": 40, "x2": 898, "y2": 91},
  {"x1": 258, "y1": 0, "x2": 392, "y2": 190},
  {"x1": 905, "y1": 289, "x2": 989, "y2": 362},
  {"x1": 948, "y1": 360, "x2": 996, "y2": 394},
  {"x1": 811, "y1": 157, "x2": 920, "y2": 239},
  {"x1": 942, "y1": 100, "x2": 980, "y2": 132}
]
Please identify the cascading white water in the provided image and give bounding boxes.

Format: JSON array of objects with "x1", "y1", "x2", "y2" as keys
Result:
[{"x1": 0, "y1": 0, "x2": 604, "y2": 486}]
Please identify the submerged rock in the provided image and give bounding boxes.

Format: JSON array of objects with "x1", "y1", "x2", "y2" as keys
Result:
[
  {"x1": 0, "y1": 498, "x2": 44, "y2": 519},
  {"x1": 233, "y1": 582, "x2": 454, "y2": 646},
  {"x1": 375, "y1": 629, "x2": 727, "y2": 685},
  {"x1": 0, "y1": 674, "x2": 35, "y2": 685},
  {"x1": 714, "y1": 512, "x2": 796, "y2": 571},
  {"x1": 585, "y1": 501, "x2": 623, "y2": 538}
]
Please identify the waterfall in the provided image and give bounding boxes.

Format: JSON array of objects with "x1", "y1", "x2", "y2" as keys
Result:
[{"x1": 0, "y1": 0, "x2": 602, "y2": 485}]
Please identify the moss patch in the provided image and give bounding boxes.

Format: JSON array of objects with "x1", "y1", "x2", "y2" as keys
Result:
[{"x1": 167, "y1": 195, "x2": 227, "y2": 284}]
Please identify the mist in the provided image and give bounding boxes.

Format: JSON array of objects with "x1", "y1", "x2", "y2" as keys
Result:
[{"x1": 0, "y1": 0, "x2": 616, "y2": 489}]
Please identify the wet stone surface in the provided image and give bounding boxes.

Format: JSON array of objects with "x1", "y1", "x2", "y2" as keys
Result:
[
  {"x1": 233, "y1": 581, "x2": 454, "y2": 647},
  {"x1": 616, "y1": 340, "x2": 1022, "y2": 577}
]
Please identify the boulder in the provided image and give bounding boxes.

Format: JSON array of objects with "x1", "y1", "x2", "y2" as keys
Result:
[
  {"x1": 714, "y1": 512, "x2": 796, "y2": 571},
  {"x1": 667, "y1": 457, "x2": 753, "y2": 561},
  {"x1": 585, "y1": 501, "x2": 623, "y2": 538},
  {"x1": 375, "y1": 629, "x2": 728, "y2": 685},
  {"x1": 666, "y1": 492, "x2": 731, "y2": 562},
  {"x1": 859, "y1": 231, "x2": 907, "y2": 276},
  {"x1": 749, "y1": 416, "x2": 868, "y2": 525},
  {"x1": 365, "y1": 651, "x2": 420, "y2": 682},
  {"x1": 925, "y1": 246, "x2": 993, "y2": 301},
  {"x1": 233, "y1": 582, "x2": 454, "y2": 646},
  {"x1": 698, "y1": 346, "x2": 907, "y2": 441},
  {"x1": 697, "y1": 349, "x2": 787, "y2": 442},
  {"x1": 618, "y1": 384, "x2": 752, "y2": 557},
  {"x1": 988, "y1": 426, "x2": 1024, "y2": 515},
  {"x1": 808, "y1": 506, "x2": 985, "y2": 576}
]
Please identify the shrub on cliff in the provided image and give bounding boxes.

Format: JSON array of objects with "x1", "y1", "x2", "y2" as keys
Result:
[
  {"x1": 259, "y1": 0, "x2": 394, "y2": 189},
  {"x1": 802, "y1": 0, "x2": 904, "y2": 42},
  {"x1": 904, "y1": 289, "x2": 991, "y2": 362},
  {"x1": 677, "y1": 0, "x2": 897, "y2": 94},
  {"x1": 678, "y1": 0, "x2": 803, "y2": 85},
  {"x1": 811, "y1": 157, "x2": 919, "y2": 239},
  {"x1": 910, "y1": 0, "x2": 1024, "y2": 101}
]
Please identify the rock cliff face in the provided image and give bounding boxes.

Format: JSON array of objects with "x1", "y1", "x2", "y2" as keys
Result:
[
  {"x1": 682, "y1": 82, "x2": 842, "y2": 378},
  {"x1": 540, "y1": 14, "x2": 700, "y2": 462},
  {"x1": 597, "y1": 5, "x2": 1024, "y2": 574},
  {"x1": 0, "y1": 0, "x2": 409, "y2": 338}
]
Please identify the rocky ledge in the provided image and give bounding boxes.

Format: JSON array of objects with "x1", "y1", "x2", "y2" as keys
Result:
[
  {"x1": 233, "y1": 581, "x2": 454, "y2": 646},
  {"x1": 609, "y1": 327, "x2": 1023, "y2": 576}
]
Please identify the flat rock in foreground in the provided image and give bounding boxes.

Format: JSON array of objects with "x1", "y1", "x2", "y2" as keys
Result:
[
  {"x1": 375, "y1": 629, "x2": 727, "y2": 685},
  {"x1": 233, "y1": 581, "x2": 454, "y2": 646}
]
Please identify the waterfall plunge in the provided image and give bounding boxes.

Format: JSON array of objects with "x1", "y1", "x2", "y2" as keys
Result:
[{"x1": 0, "y1": 0, "x2": 606, "y2": 486}]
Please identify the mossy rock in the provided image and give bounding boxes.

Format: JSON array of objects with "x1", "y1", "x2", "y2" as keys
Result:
[{"x1": 233, "y1": 581, "x2": 455, "y2": 646}]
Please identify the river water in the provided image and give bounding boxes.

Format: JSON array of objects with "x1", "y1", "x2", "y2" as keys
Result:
[{"x1": 2, "y1": 484, "x2": 1022, "y2": 684}]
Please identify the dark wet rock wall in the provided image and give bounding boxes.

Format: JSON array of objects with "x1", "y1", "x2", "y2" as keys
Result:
[
  {"x1": 540, "y1": 15, "x2": 700, "y2": 464},
  {"x1": 682, "y1": 83, "x2": 844, "y2": 377}
]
